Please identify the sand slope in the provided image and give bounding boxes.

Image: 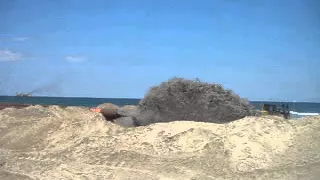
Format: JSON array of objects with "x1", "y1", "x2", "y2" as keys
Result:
[{"x1": 0, "y1": 105, "x2": 320, "y2": 180}]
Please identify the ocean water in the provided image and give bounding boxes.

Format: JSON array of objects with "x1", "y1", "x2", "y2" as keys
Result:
[
  {"x1": 0, "y1": 96, "x2": 320, "y2": 114},
  {"x1": 249, "y1": 101, "x2": 320, "y2": 114}
]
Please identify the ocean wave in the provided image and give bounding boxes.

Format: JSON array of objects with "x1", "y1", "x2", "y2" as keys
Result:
[{"x1": 290, "y1": 111, "x2": 320, "y2": 116}]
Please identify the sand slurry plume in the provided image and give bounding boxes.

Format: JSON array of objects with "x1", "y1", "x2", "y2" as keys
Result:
[{"x1": 0, "y1": 105, "x2": 320, "y2": 180}]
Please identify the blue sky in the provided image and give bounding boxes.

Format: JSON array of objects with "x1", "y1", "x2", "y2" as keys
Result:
[{"x1": 0, "y1": 0, "x2": 319, "y2": 101}]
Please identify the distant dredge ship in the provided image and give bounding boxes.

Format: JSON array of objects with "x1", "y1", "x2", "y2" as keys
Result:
[
  {"x1": 0, "y1": 92, "x2": 34, "y2": 110},
  {"x1": 16, "y1": 92, "x2": 32, "y2": 97}
]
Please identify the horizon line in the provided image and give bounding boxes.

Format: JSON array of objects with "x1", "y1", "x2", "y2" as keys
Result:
[{"x1": 0, "y1": 95, "x2": 319, "y2": 103}]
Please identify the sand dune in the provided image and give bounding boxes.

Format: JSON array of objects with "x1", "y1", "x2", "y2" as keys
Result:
[{"x1": 0, "y1": 105, "x2": 320, "y2": 180}]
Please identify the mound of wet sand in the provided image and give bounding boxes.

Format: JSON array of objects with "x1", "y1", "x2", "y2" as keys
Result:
[{"x1": 0, "y1": 105, "x2": 320, "y2": 180}]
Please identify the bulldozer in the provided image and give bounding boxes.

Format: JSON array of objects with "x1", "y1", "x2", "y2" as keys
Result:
[{"x1": 260, "y1": 103, "x2": 290, "y2": 119}]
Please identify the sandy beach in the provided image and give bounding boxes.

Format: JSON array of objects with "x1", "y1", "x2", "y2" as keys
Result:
[{"x1": 0, "y1": 105, "x2": 319, "y2": 180}]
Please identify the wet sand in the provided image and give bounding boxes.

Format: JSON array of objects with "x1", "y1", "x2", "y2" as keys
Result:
[
  {"x1": 0, "y1": 103, "x2": 34, "y2": 110},
  {"x1": 0, "y1": 103, "x2": 60, "y2": 110}
]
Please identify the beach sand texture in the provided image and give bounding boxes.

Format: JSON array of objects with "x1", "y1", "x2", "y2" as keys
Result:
[{"x1": 0, "y1": 105, "x2": 320, "y2": 180}]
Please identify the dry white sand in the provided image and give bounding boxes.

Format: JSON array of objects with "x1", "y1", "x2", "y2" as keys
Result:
[{"x1": 0, "y1": 105, "x2": 319, "y2": 180}]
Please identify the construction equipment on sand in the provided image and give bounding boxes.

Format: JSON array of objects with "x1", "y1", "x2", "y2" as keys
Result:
[{"x1": 260, "y1": 103, "x2": 290, "y2": 119}]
